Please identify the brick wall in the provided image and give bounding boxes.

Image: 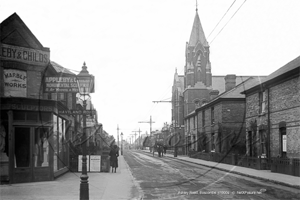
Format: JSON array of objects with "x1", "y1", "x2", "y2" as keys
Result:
[
  {"x1": 183, "y1": 88, "x2": 209, "y2": 116},
  {"x1": 245, "y1": 76, "x2": 300, "y2": 159},
  {"x1": 269, "y1": 77, "x2": 300, "y2": 158}
]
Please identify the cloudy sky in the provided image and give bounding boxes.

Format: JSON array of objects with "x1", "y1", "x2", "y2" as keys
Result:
[{"x1": 1, "y1": 0, "x2": 300, "y2": 141}]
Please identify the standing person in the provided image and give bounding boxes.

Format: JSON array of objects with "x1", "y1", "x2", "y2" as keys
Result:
[
  {"x1": 109, "y1": 145, "x2": 119, "y2": 173},
  {"x1": 163, "y1": 145, "x2": 167, "y2": 155}
]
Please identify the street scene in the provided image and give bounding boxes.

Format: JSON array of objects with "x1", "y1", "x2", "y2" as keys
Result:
[
  {"x1": 123, "y1": 150, "x2": 299, "y2": 200},
  {"x1": 1, "y1": 0, "x2": 300, "y2": 200}
]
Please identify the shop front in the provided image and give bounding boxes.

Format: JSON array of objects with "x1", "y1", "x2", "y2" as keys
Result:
[{"x1": 0, "y1": 97, "x2": 70, "y2": 183}]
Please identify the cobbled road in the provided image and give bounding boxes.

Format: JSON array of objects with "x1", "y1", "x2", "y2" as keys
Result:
[{"x1": 124, "y1": 150, "x2": 300, "y2": 200}]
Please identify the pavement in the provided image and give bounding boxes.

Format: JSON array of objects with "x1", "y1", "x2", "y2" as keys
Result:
[
  {"x1": 1, "y1": 150, "x2": 299, "y2": 200},
  {"x1": 141, "y1": 149, "x2": 300, "y2": 189},
  {"x1": 0, "y1": 155, "x2": 142, "y2": 200}
]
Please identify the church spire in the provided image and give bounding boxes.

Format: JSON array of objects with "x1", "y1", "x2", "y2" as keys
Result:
[{"x1": 188, "y1": 6, "x2": 208, "y2": 47}]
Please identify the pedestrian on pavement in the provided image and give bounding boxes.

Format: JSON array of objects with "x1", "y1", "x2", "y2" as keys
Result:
[
  {"x1": 109, "y1": 144, "x2": 119, "y2": 173},
  {"x1": 163, "y1": 145, "x2": 167, "y2": 155}
]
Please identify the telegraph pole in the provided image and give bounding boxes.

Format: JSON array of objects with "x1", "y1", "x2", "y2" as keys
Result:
[
  {"x1": 132, "y1": 131, "x2": 137, "y2": 149},
  {"x1": 132, "y1": 128, "x2": 142, "y2": 149},
  {"x1": 139, "y1": 116, "x2": 155, "y2": 137},
  {"x1": 117, "y1": 125, "x2": 120, "y2": 147},
  {"x1": 153, "y1": 100, "x2": 184, "y2": 157},
  {"x1": 138, "y1": 128, "x2": 141, "y2": 149}
]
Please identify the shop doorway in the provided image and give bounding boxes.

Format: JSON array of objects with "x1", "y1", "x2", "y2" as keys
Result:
[{"x1": 12, "y1": 126, "x2": 52, "y2": 183}]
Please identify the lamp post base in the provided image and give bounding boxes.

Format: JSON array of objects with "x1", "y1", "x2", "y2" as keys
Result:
[{"x1": 80, "y1": 174, "x2": 89, "y2": 200}]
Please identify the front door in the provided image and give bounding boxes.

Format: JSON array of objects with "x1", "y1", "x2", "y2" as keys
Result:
[{"x1": 13, "y1": 126, "x2": 51, "y2": 183}]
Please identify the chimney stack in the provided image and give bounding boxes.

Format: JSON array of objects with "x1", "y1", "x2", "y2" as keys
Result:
[
  {"x1": 209, "y1": 90, "x2": 219, "y2": 100},
  {"x1": 225, "y1": 74, "x2": 236, "y2": 91}
]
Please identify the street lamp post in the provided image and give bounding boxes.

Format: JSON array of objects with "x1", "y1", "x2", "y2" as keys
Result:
[
  {"x1": 77, "y1": 62, "x2": 93, "y2": 200},
  {"x1": 121, "y1": 132, "x2": 123, "y2": 155}
]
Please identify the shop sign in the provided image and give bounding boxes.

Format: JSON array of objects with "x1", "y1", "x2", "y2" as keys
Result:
[
  {"x1": 58, "y1": 110, "x2": 96, "y2": 115},
  {"x1": 4, "y1": 69, "x2": 27, "y2": 97},
  {"x1": 44, "y1": 76, "x2": 79, "y2": 93},
  {"x1": 0, "y1": 43, "x2": 49, "y2": 66},
  {"x1": 0, "y1": 104, "x2": 54, "y2": 112},
  {"x1": 86, "y1": 118, "x2": 96, "y2": 127}
]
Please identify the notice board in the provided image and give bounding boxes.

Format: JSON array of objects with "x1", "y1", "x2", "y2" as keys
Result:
[{"x1": 89, "y1": 155, "x2": 101, "y2": 172}]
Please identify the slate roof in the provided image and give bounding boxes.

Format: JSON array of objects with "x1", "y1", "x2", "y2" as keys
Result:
[
  {"x1": 259, "y1": 56, "x2": 300, "y2": 84},
  {"x1": 242, "y1": 55, "x2": 300, "y2": 93},
  {"x1": 211, "y1": 75, "x2": 254, "y2": 94},
  {"x1": 1, "y1": 13, "x2": 48, "y2": 51},
  {"x1": 188, "y1": 76, "x2": 266, "y2": 116},
  {"x1": 218, "y1": 76, "x2": 266, "y2": 99},
  {"x1": 50, "y1": 61, "x2": 75, "y2": 75}
]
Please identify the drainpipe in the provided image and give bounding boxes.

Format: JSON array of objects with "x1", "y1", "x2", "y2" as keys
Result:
[{"x1": 267, "y1": 88, "x2": 271, "y2": 165}]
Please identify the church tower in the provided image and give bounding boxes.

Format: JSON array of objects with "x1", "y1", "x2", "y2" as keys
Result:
[{"x1": 183, "y1": 6, "x2": 212, "y2": 116}]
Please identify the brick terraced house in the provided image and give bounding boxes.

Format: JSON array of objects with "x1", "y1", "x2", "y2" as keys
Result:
[{"x1": 242, "y1": 56, "x2": 300, "y2": 176}]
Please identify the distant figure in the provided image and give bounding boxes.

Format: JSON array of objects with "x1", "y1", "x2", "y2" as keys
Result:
[
  {"x1": 158, "y1": 146, "x2": 163, "y2": 157},
  {"x1": 109, "y1": 145, "x2": 119, "y2": 173},
  {"x1": 163, "y1": 146, "x2": 167, "y2": 155}
]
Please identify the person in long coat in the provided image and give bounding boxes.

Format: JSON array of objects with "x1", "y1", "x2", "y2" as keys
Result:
[{"x1": 109, "y1": 145, "x2": 119, "y2": 173}]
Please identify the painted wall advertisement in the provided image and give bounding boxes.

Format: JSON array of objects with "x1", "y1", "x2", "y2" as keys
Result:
[
  {"x1": 0, "y1": 43, "x2": 49, "y2": 66},
  {"x1": 4, "y1": 69, "x2": 27, "y2": 97}
]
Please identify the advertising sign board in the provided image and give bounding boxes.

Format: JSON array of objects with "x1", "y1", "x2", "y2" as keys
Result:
[
  {"x1": 4, "y1": 69, "x2": 27, "y2": 97},
  {"x1": 89, "y1": 155, "x2": 101, "y2": 172},
  {"x1": 44, "y1": 76, "x2": 79, "y2": 93},
  {"x1": 58, "y1": 110, "x2": 96, "y2": 115}
]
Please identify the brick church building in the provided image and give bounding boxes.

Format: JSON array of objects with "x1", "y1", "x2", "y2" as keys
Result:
[{"x1": 171, "y1": 8, "x2": 263, "y2": 155}]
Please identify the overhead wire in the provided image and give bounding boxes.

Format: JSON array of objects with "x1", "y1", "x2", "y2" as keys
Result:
[
  {"x1": 146, "y1": 67, "x2": 185, "y2": 126},
  {"x1": 207, "y1": 0, "x2": 237, "y2": 39},
  {"x1": 209, "y1": 0, "x2": 247, "y2": 45}
]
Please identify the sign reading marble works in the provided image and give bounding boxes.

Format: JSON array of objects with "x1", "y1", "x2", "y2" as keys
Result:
[{"x1": 3, "y1": 69, "x2": 27, "y2": 97}]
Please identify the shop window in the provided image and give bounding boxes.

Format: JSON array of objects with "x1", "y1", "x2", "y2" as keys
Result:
[
  {"x1": 0, "y1": 117, "x2": 9, "y2": 156},
  {"x1": 259, "y1": 91, "x2": 266, "y2": 114},
  {"x1": 53, "y1": 114, "x2": 58, "y2": 172},
  {"x1": 34, "y1": 128, "x2": 50, "y2": 167},
  {"x1": 63, "y1": 120, "x2": 68, "y2": 168},
  {"x1": 58, "y1": 117, "x2": 63, "y2": 169},
  {"x1": 14, "y1": 127, "x2": 30, "y2": 168}
]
